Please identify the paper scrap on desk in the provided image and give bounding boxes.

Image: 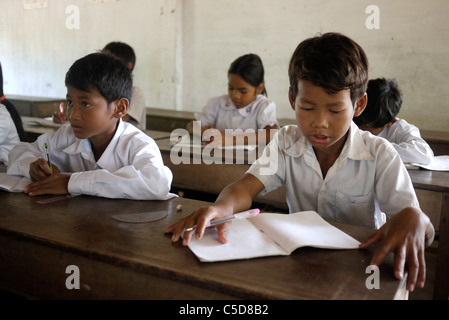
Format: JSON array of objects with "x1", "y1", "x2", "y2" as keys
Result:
[
  {"x1": 111, "y1": 211, "x2": 168, "y2": 223},
  {"x1": 412, "y1": 155, "x2": 449, "y2": 171}
]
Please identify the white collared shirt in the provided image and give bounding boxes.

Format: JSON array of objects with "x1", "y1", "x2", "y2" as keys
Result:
[
  {"x1": 7, "y1": 120, "x2": 174, "y2": 200},
  {"x1": 195, "y1": 94, "x2": 278, "y2": 131},
  {"x1": 126, "y1": 86, "x2": 146, "y2": 131},
  {"x1": 0, "y1": 104, "x2": 20, "y2": 165},
  {"x1": 378, "y1": 118, "x2": 434, "y2": 165},
  {"x1": 247, "y1": 122, "x2": 419, "y2": 229}
]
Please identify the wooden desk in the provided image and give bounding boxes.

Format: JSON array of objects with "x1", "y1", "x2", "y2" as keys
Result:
[
  {"x1": 21, "y1": 116, "x2": 173, "y2": 142},
  {"x1": 408, "y1": 170, "x2": 449, "y2": 300},
  {"x1": 0, "y1": 191, "x2": 407, "y2": 300},
  {"x1": 7, "y1": 95, "x2": 64, "y2": 118}
]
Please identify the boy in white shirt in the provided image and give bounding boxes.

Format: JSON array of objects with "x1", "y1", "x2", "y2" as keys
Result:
[
  {"x1": 166, "y1": 33, "x2": 434, "y2": 292},
  {"x1": 354, "y1": 78, "x2": 433, "y2": 164},
  {"x1": 53, "y1": 42, "x2": 147, "y2": 131},
  {"x1": 0, "y1": 103, "x2": 20, "y2": 165},
  {"x1": 7, "y1": 52, "x2": 173, "y2": 200}
]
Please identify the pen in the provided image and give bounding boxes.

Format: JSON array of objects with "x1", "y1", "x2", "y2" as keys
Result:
[
  {"x1": 59, "y1": 102, "x2": 64, "y2": 113},
  {"x1": 185, "y1": 208, "x2": 260, "y2": 232},
  {"x1": 44, "y1": 142, "x2": 53, "y2": 174}
]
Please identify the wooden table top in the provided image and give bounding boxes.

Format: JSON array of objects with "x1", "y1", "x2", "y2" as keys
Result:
[{"x1": 0, "y1": 191, "x2": 406, "y2": 300}]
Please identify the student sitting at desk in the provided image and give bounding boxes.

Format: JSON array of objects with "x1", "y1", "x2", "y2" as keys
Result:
[
  {"x1": 7, "y1": 52, "x2": 173, "y2": 200},
  {"x1": 0, "y1": 62, "x2": 26, "y2": 144},
  {"x1": 354, "y1": 78, "x2": 434, "y2": 165},
  {"x1": 0, "y1": 103, "x2": 20, "y2": 165},
  {"x1": 189, "y1": 53, "x2": 279, "y2": 146},
  {"x1": 53, "y1": 42, "x2": 147, "y2": 131},
  {"x1": 166, "y1": 33, "x2": 435, "y2": 292}
]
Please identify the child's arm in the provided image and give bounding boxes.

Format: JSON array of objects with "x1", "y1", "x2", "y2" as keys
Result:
[
  {"x1": 24, "y1": 172, "x2": 70, "y2": 196},
  {"x1": 165, "y1": 173, "x2": 265, "y2": 246},
  {"x1": 360, "y1": 207, "x2": 434, "y2": 292}
]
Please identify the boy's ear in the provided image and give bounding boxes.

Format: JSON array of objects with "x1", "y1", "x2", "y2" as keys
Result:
[
  {"x1": 113, "y1": 98, "x2": 129, "y2": 119},
  {"x1": 354, "y1": 93, "x2": 367, "y2": 117},
  {"x1": 288, "y1": 87, "x2": 296, "y2": 111}
]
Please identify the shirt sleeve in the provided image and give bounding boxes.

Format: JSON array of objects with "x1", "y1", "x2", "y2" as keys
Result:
[
  {"x1": 67, "y1": 138, "x2": 174, "y2": 201},
  {"x1": 246, "y1": 129, "x2": 285, "y2": 194},
  {"x1": 374, "y1": 143, "x2": 420, "y2": 217},
  {"x1": 195, "y1": 96, "x2": 221, "y2": 127},
  {"x1": 256, "y1": 100, "x2": 279, "y2": 129},
  {"x1": 388, "y1": 124, "x2": 434, "y2": 165}
]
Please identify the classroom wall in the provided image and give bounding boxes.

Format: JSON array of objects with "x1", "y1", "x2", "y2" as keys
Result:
[{"x1": 1, "y1": 0, "x2": 448, "y2": 132}]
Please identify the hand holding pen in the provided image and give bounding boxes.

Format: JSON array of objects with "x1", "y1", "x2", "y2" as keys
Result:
[
  {"x1": 165, "y1": 207, "x2": 260, "y2": 246},
  {"x1": 29, "y1": 143, "x2": 59, "y2": 181}
]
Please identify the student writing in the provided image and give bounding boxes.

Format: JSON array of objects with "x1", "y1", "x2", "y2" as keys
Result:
[
  {"x1": 190, "y1": 53, "x2": 279, "y2": 146},
  {"x1": 166, "y1": 33, "x2": 435, "y2": 292},
  {"x1": 54, "y1": 42, "x2": 147, "y2": 131},
  {"x1": 354, "y1": 78, "x2": 434, "y2": 164},
  {"x1": 7, "y1": 52, "x2": 173, "y2": 200}
]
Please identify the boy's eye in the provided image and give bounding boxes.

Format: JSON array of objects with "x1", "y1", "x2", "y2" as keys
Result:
[
  {"x1": 82, "y1": 102, "x2": 91, "y2": 108},
  {"x1": 330, "y1": 110, "x2": 343, "y2": 114},
  {"x1": 66, "y1": 100, "x2": 73, "y2": 106},
  {"x1": 300, "y1": 106, "x2": 313, "y2": 111}
]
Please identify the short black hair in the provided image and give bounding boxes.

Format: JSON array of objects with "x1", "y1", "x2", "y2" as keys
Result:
[
  {"x1": 65, "y1": 52, "x2": 133, "y2": 105},
  {"x1": 289, "y1": 32, "x2": 369, "y2": 105},
  {"x1": 228, "y1": 53, "x2": 267, "y2": 96},
  {"x1": 353, "y1": 78, "x2": 402, "y2": 128},
  {"x1": 102, "y1": 42, "x2": 136, "y2": 71}
]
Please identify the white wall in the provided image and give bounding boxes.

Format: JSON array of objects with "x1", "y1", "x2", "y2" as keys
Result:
[{"x1": 1, "y1": 0, "x2": 448, "y2": 132}]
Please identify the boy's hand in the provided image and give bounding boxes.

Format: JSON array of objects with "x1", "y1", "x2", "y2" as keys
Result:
[
  {"x1": 359, "y1": 207, "x2": 435, "y2": 291},
  {"x1": 24, "y1": 173, "x2": 70, "y2": 196},
  {"x1": 52, "y1": 111, "x2": 68, "y2": 123},
  {"x1": 29, "y1": 159, "x2": 61, "y2": 182},
  {"x1": 165, "y1": 206, "x2": 232, "y2": 246}
]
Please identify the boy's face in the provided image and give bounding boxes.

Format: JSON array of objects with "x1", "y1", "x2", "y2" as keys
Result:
[
  {"x1": 66, "y1": 85, "x2": 127, "y2": 143},
  {"x1": 289, "y1": 80, "x2": 366, "y2": 155}
]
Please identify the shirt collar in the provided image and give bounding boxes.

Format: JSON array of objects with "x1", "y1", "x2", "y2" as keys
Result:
[
  {"x1": 220, "y1": 94, "x2": 262, "y2": 117},
  {"x1": 62, "y1": 119, "x2": 125, "y2": 167},
  {"x1": 282, "y1": 122, "x2": 374, "y2": 161}
]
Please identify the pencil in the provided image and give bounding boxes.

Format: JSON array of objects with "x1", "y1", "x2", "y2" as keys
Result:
[{"x1": 44, "y1": 143, "x2": 54, "y2": 174}]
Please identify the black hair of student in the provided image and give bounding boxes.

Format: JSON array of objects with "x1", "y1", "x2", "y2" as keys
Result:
[
  {"x1": 0, "y1": 62, "x2": 27, "y2": 141},
  {"x1": 102, "y1": 42, "x2": 136, "y2": 72},
  {"x1": 353, "y1": 78, "x2": 403, "y2": 128},
  {"x1": 288, "y1": 32, "x2": 369, "y2": 105},
  {"x1": 65, "y1": 52, "x2": 133, "y2": 106},
  {"x1": 228, "y1": 53, "x2": 268, "y2": 96}
]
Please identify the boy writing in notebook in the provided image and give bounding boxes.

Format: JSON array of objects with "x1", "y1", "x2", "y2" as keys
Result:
[
  {"x1": 354, "y1": 77, "x2": 433, "y2": 165},
  {"x1": 166, "y1": 33, "x2": 434, "y2": 292},
  {"x1": 7, "y1": 52, "x2": 173, "y2": 200}
]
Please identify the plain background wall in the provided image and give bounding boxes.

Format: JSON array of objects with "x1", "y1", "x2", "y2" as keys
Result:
[{"x1": 1, "y1": 0, "x2": 448, "y2": 132}]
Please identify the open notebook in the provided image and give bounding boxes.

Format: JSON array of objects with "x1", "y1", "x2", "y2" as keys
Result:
[
  {"x1": 0, "y1": 173, "x2": 31, "y2": 192},
  {"x1": 188, "y1": 211, "x2": 361, "y2": 262}
]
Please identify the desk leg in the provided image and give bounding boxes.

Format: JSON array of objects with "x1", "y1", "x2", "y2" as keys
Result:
[{"x1": 433, "y1": 192, "x2": 449, "y2": 300}]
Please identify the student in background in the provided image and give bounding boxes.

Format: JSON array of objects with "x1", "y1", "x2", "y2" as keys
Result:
[
  {"x1": 189, "y1": 53, "x2": 278, "y2": 146},
  {"x1": 0, "y1": 103, "x2": 20, "y2": 165},
  {"x1": 54, "y1": 42, "x2": 147, "y2": 131},
  {"x1": 354, "y1": 78, "x2": 433, "y2": 164},
  {"x1": 166, "y1": 33, "x2": 434, "y2": 292},
  {"x1": 7, "y1": 52, "x2": 173, "y2": 200},
  {"x1": 0, "y1": 62, "x2": 26, "y2": 142}
]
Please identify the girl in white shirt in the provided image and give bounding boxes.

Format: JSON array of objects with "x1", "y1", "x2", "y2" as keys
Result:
[
  {"x1": 7, "y1": 53, "x2": 172, "y2": 200},
  {"x1": 354, "y1": 78, "x2": 434, "y2": 164},
  {"x1": 192, "y1": 54, "x2": 278, "y2": 146}
]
